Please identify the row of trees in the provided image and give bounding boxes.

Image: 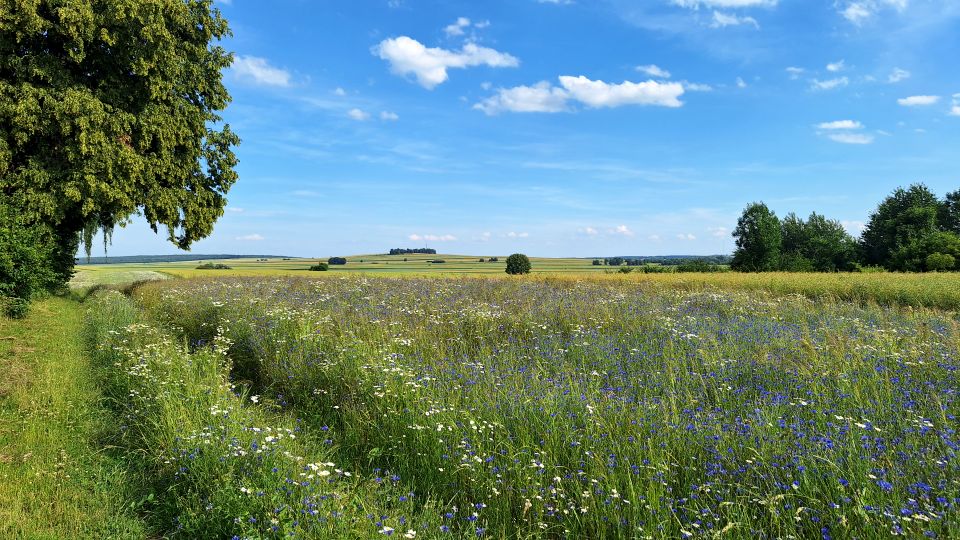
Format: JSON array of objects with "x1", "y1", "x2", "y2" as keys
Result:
[
  {"x1": 732, "y1": 184, "x2": 960, "y2": 272},
  {"x1": 388, "y1": 248, "x2": 437, "y2": 255}
]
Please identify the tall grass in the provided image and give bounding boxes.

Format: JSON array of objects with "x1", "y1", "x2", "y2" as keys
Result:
[
  {"x1": 85, "y1": 291, "x2": 448, "y2": 538},
  {"x1": 133, "y1": 276, "x2": 960, "y2": 539}
]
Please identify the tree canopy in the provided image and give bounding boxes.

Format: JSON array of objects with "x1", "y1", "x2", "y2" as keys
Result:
[
  {"x1": 505, "y1": 253, "x2": 531, "y2": 275},
  {"x1": 1, "y1": 0, "x2": 239, "y2": 295},
  {"x1": 731, "y1": 202, "x2": 782, "y2": 272}
]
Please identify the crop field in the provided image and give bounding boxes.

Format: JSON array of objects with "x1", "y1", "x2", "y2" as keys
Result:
[
  {"x1": 75, "y1": 254, "x2": 610, "y2": 279},
  {"x1": 62, "y1": 274, "x2": 959, "y2": 539}
]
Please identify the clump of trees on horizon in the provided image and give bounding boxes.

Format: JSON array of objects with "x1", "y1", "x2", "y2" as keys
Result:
[
  {"x1": 389, "y1": 248, "x2": 437, "y2": 255},
  {"x1": 732, "y1": 184, "x2": 960, "y2": 273}
]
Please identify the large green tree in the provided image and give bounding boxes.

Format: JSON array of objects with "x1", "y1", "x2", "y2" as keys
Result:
[
  {"x1": 860, "y1": 184, "x2": 941, "y2": 267},
  {"x1": 1, "y1": 0, "x2": 239, "y2": 287},
  {"x1": 731, "y1": 202, "x2": 782, "y2": 272}
]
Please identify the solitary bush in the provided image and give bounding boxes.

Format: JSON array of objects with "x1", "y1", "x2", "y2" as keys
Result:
[
  {"x1": 926, "y1": 252, "x2": 955, "y2": 272},
  {"x1": 195, "y1": 263, "x2": 232, "y2": 270},
  {"x1": 328, "y1": 257, "x2": 347, "y2": 265},
  {"x1": 618, "y1": 266, "x2": 634, "y2": 274},
  {"x1": 489, "y1": 257, "x2": 499, "y2": 262},
  {"x1": 505, "y1": 253, "x2": 531, "y2": 275},
  {"x1": 430, "y1": 260, "x2": 446, "y2": 264},
  {"x1": 309, "y1": 262, "x2": 329, "y2": 272}
]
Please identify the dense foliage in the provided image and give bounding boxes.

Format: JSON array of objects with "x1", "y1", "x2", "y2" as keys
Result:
[
  {"x1": 732, "y1": 185, "x2": 960, "y2": 273},
  {"x1": 309, "y1": 262, "x2": 329, "y2": 271},
  {"x1": 731, "y1": 202, "x2": 783, "y2": 271},
  {"x1": 504, "y1": 253, "x2": 531, "y2": 275},
  {"x1": 0, "y1": 0, "x2": 239, "y2": 298},
  {"x1": 0, "y1": 199, "x2": 57, "y2": 317},
  {"x1": 327, "y1": 257, "x2": 348, "y2": 265}
]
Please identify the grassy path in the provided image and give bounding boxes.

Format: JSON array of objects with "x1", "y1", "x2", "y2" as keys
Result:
[{"x1": 0, "y1": 297, "x2": 146, "y2": 539}]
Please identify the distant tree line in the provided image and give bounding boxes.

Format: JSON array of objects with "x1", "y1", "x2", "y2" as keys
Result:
[
  {"x1": 732, "y1": 184, "x2": 960, "y2": 273},
  {"x1": 594, "y1": 255, "x2": 731, "y2": 267},
  {"x1": 388, "y1": 248, "x2": 437, "y2": 255}
]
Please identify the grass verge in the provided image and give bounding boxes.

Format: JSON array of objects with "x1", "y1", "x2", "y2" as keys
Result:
[{"x1": 0, "y1": 297, "x2": 147, "y2": 538}]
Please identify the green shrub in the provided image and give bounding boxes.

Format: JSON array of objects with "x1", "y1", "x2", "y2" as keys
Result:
[
  {"x1": 0, "y1": 201, "x2": 58, "y2": 318},
  {"x1": 195, "y1": 262, "x2": 232, "y2": 270},
  {"x1": 926, "y1": 252, "x2": 955, "y2": 272},
  {"x1": 328, "y1": 257, "x2": 347, "y2": 265},
  {"x1": 309, "y1": 262, "x2": 329, "y2": 271},
  {"x1": 505, "y1": 253, "x2": 531, "y2": 275}
]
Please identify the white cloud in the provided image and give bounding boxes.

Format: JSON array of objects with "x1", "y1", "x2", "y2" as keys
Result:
[
  {"x1": 842, "y1": 2, "x2": 872, "y2": 24},
  {"x1": 348, "y1": 108, "x2": 370, "y2": 121},
  {"x1": 506, "y1": 231, "x2": 530, "y2": 238},
  {"x1": 474, "y1": 81, "x2": 570, "y2": 115},
  {"x1": 613, "y1": 225, "x2": 635, "y2": 237},
  {"x1": 736, "y1": 77, "x2": 747, "y2": 88},
  {"x1": 826, "y1": 60, "x2": 845, "y2": 72},
  {"x1": 888, "y1": 68, "x2": 911, "y2": 83},
  {"x1": 952, "y1": 94, "x2": 960, "y2": 116},
  {"x1": 444, "y1": 17, "x2": 471, "y2": 37},
  {"x1": 380, "y1": 111, "x2": 400, "y2": 121},
  {"x1": 711, "y1": 11, "x2": 759, "y2": 28},
  {"x1": 676, "y1": 233, "x2": 697, "y2": 241},
  {"x1": 636, "y1": 64, "x2": 671, "y2": 78},
  {"x1": 786, "y1": 67, "x2": 805, "y2": 80},
  {"x1": 226, "y1": 207, "x2": 244, "y2": 213},
  {"x1": 374, "y1": 36, "x2": 519, "y2": 89},
  {"x1": 810, "y1": 77, "x2": 849, "y2": 91},
  {"x1": 334, "y1": 87, "x2": 347, "y2": 96},
  {"x1": 898, "y1": 95, "x2": 940, "y2": 106},
  {"x1": 817, "y1": 120, "x2": 864, "y2": 130},
  {"x1": 708, "y1": 227, "x2": 728, "y2": 238},
  {"x1": 476, "y1": 76, "x2": 686, "y2": 114},
  {"x1": 558, "y1": 75, "x2": 685, "y2": 108},
  {"x1": 683, "y1": 82, "x2": 713, "y2": 92},
  {"x1": 828, "y1": 132, "x2": 875, "y2": 144},
  {"x1": 537, "y1": 0, "x2": 574, "y2": 3},
  {"x1": 648, "y1": 234, "x2": 662, "y2": 242},
  {"x1": 236, "y1": 234, "x2": 265, "y2": 241},
  {"x1": 409, "y1": 233, "x2": 457, "y2": 242},
  {"x1": 583, "y1": 227, "x2": 599, "y2": 236},
  {"x1": 232, "y1": 56, "x2": 291, "y2": 87}
]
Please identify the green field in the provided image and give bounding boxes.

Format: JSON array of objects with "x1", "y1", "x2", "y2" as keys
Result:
[{"x1": 75, "y1": 253, "x2": 609, "y2": 279}]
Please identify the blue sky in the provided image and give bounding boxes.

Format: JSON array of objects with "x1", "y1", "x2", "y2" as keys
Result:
[{"x1": 104, "y1": 0, "x2": 960, "y2": 257}]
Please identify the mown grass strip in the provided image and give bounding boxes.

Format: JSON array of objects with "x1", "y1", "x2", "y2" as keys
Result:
[{"x1": 0, "y1": 297, "x2": 147, "y2": 539}]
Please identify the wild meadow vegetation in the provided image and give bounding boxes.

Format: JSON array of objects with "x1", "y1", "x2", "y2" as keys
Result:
[{"x1": 67, "y1": 274, "x2": 954, "y2": 539}]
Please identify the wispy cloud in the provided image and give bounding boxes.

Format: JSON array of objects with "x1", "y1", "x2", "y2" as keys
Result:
[
  {"x1": 711, "y1": 11, "x2": 759, "y2": 28},
  {"x1": 348, "y1": 108, "x2": 370, "y2": 121},
  {"x1": 409, "y1": 233, "x2": 457, "y2": 242},
  {"x1": 236, "y1": 234, "x2": 265, "y2": 241},
  {"x1": 897, "y1": 95, "x2": 940, "y2": 106},
  {"x1": 810, "y1": 77, "x2": 849, "y2": 91},
  {"x1": 817, "y1": 120, "x2": 863, "y2": 130},
  {"x1": 636, "y1": 64, "x2": 671, "y2": 78},
  {"x1": 888, "y1": 67, "x2": 911, "y2": 83},
  {"x1": 826, "y1": 60, "x2": 846, "y2": 72},
  {"x1": 827, "y1": 133, "x2": 875, "y2": 144}
]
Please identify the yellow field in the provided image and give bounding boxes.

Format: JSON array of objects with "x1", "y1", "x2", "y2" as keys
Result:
[{"x1": 73, "y1": 254, "x2": 960, "y2": 310}]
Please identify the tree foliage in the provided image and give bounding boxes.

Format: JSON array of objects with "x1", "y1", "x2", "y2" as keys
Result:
[
  {"x1": 0, "y1": 199, "x2": 58, "y2": 317},
  {"x1": 0, "y1": 0, "x2": 239, "y2": 289},
  {"x1": 860, "y1": 184, "x2": 941, "y2": 267},
  {"x1": 731, "y1": 203, "x2": 782, "y2": 272},
  {"x1": 780, "y1": 212, "x2": 858, "y2": 272},
  {"x1": 505, "y1": 253, "x2": 531, "y2": 275}
]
